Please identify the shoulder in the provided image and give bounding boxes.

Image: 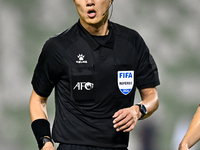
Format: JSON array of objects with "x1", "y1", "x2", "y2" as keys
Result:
[
  {"x1": 111, "y1": 22, "x2": 144, "y2": 45},
  {"x1": 46, "y1": 22, "x2": 80, "y2": 49},
  {"x1": 111, "y1": 22, "x2": 140, "y2": 38},
  {"x1": 41, "y1": 22, "x2": 81, "y2": 57}
]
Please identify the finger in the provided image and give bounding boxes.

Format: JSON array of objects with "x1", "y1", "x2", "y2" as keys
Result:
[
  {"x1": 112, "y1": 109, "x2": 123, "y2": 118},
  {"x1": 123, "y1": 116, "x2": 138, "y2": 132},
  {"x1": 113, "y1": 111, "x2": 127, "y2": 124},
  {"x1": 116, "y1": 120, "x2": 132, "y2": 131},
  {"x1": 123, "y1": 123, "x2": 136, "y2": 132},
  {"x1": 114, "y1": 114, "x2": 138, "y2": 132},
  {"x1": 113, "y1": 113, "x2": 132, "y2": 129},
  {"x1": 118, "y1": 118, "x2": 137, "y2": 132},
  {"x1": 113, "y1": 113, "x2": 130, "y2": 127}
]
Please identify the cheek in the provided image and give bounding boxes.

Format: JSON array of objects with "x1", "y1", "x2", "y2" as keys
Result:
[
  {"x1": 101, "y1": 2, "x2": 110, "y2": 13},
  {"x1": 76, "y1": 6, "x2": 85, "y2": 16}
]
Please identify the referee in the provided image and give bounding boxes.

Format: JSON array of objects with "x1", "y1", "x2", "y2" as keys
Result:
[{"x1": 29, "y1": 0, "x2": 160, "y2": 150}]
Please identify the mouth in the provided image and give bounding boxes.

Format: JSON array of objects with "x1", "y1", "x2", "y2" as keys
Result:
[{"x1": 87, "y1": 9, "x2": 97, "y2": 18}]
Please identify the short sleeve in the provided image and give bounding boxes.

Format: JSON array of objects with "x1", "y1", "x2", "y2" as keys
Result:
[
  {"x1": 135, "y1": 34, "x2": 160, "y2": 90},
  {"x1": 31, "y1": 38, "x2": 63, "y2": 97}
]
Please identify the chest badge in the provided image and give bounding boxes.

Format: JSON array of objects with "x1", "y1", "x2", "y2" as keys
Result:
[{"x1": 117, "y1": 71, "x2": 134, "y2": 95}]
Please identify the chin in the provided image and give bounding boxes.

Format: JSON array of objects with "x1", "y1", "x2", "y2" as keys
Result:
[
  {"x1": 87, "y1": 18, "x2": 105, "y2": 26},
  {"x1": 86, "y1": 19, "x2": 99, "y2": 24}
]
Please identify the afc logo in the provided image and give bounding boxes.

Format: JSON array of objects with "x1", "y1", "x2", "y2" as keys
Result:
[{"x1": 73, "y1": 82, "x2": 94, "y2": 91}]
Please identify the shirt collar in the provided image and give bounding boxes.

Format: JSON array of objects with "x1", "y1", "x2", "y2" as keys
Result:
[{"x1": 77, "y1": 20, "x2": 115, "y2": 51}]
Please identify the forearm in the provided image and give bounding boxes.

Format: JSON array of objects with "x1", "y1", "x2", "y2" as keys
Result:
[
  {"x1": 180, "y1": 129, "x2": 200, "y2": 149},
  {"x1": 29, "y1": 90, "x2": 48, "y2": 122},
  {"x1": 139, "y1": 87, "x2": 159, "y2": 119},
  {"x1": 29, "y1": 90, "x2": 55, "y2": 149},
  {"x1": 180, "y1": 106, "x2": 200, "y2": 149}
]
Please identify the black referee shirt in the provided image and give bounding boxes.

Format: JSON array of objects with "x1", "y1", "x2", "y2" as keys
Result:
[{"x1": 32, "y1": 20, "x2": 160, "y2": 148}]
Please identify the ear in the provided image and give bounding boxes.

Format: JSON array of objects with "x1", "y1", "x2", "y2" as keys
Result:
[{"x1": 110, "y1": 0, "x2": 113, "y2": 5}]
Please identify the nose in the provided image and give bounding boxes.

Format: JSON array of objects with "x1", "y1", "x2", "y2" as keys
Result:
[{"x1": 86, "y1": 0, "x2": 95, "y2": 7}]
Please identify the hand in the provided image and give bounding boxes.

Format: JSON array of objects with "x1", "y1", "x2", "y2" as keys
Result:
[
  {"x1": 112, "y1": 105, "x2": 141, "y2": 132},
  {"x1": 178, "y1": 143, "x2": 189, "y2": 150},
  {"x1": 42, "y1": 142, "x2": 56, "y2": 150},
  {"x1": 178, "y1": 147, "x2": 189, "y2": 150}
]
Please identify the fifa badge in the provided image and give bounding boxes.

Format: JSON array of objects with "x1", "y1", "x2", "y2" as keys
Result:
[{"x1": 117, "y1": 71, "x2": 134, "y2": 95}]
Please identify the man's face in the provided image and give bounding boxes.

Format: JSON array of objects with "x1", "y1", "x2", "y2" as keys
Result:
[{"x1": 73, "y1": 0, "x2": 111, "y2": 27}]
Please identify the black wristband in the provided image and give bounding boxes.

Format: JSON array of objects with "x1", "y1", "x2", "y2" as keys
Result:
[{"x1": 31, "y1": 119, "x2": 52, "y2": 147}]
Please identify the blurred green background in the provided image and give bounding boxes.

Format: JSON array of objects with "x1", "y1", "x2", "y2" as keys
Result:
[{"x1": 0, "y1": 0, "x2": 200, "y2": 150}]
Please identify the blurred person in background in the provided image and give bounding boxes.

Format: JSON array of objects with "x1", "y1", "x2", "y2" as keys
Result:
[
  {"x1": 29, "y1": 0, "x2": 160, "y2": 150},
  {"x1": 179, "y1": 105, "x2": 200, "y2": 150}
]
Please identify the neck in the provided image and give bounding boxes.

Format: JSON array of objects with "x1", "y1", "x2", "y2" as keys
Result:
[{"x1": 80, "y1": 18, "x2": 109, "y2": 36}]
